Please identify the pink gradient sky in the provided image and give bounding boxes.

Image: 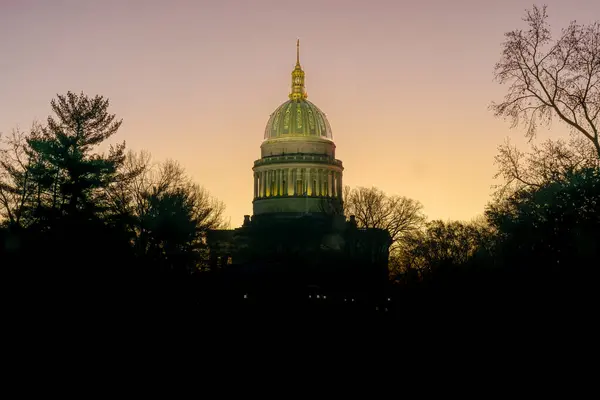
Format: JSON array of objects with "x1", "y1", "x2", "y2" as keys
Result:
[{"x1": 1, "y1": 0, "x2": 598, "y2": 226}]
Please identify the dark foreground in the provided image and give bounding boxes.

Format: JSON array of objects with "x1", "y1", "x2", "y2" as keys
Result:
[{"x1": 7, "y1": 259, "x2": 596, "y2": 332}]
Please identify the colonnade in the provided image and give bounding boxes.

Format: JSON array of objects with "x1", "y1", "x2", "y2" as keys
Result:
[{"x1": 253, "y1": 168, "x2": 342, "y2": 199}]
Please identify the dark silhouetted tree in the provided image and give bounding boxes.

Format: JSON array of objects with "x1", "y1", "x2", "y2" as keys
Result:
[
  {"x1": 107, "y1": 150, "x2": 227, "y2": 271},
  {"x1": 486, "y1": 167, "x2": 600, "y2": 272},
  {"x1": 344, "y1": 186, "x2": 425, "y2": 251},
  {"x1": 3, "y1": 92, "x2": 126, "y2": 230},
  {"x1": 0, "y1": 127, "x2": 39, "y2": 227},
  {"x1": 397, "y1": 219, "x2": 496, "y2": 277},
  {"x1": 493, "y1": 134, "x2": 599, "y2": 199},
  {"x1": 491, "y1": 5, "x2": 600, "y2": 158}
]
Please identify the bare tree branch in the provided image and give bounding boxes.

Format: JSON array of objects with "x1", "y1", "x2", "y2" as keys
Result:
[
  {"x1": 491, "y1": 5, "x2": 600, "y2": 158},
  {"x1": 492, "y1": 135, "x2": 599, "y2": 199},
  {"x1": 344, "y1": 186, "x2": 426, "y2": 251}
]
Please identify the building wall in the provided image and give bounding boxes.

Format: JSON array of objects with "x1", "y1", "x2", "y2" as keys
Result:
[
  {"x1": 260, "y1": 136, "x2": 335, "y2": 158},
  {"x1": 253, "y1": 196, "x2": 339, "y2": 215}
]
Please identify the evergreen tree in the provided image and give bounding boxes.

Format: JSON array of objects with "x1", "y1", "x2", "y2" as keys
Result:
[{"x1": 25, "y1": 91, "x2": 125, "y2": 226}]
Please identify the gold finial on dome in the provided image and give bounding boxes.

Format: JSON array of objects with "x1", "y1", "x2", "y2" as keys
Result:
[{"x1": 289, "y1": 39, "x2": 308, "y2": 100}]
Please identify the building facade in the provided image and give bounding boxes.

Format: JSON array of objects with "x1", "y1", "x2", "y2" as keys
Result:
[{"x1": 206, "y1": 42, "x2": 390, "y2": 295}]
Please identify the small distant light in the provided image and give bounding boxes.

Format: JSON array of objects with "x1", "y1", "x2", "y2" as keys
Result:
[
  {"x1": 344, "y1": 298, "x2": 347, "y2": 302},
  {"x1": 309, "y1": 295, "x2": 312, "y2": 298},
  {"x1": 375, "y1": 307, "x2": 379, "y2": 311},
  {"x1": 352, "y1": 298, "x2": 355, "y2": 302},
  {"x1": 387, "y1": 298, "x2": 391, "y2": 302},
  {"x1": 316, "y1": 295, "x2": 320, "y2": 299},
  {"x1": 323, "y1": 296, "x2": 326, "y2": 299},
  {"x1": 243, "y1": 294, "x2": 248, "y2": 299},
  {"x1": 385, "y1": 308, "x2": 388, "y2": 312}
]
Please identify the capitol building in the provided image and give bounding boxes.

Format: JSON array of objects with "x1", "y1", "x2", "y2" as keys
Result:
[
  {"x1": 252, "y1": 40, "x2": 344, "y2": 218},
  {"x1": 206, "y1": 41, "x2": 390, "y2": 296}
]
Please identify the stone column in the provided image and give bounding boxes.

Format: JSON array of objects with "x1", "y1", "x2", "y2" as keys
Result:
[
  {"x1": 337, "y1": 172, "x2": 342, "y2": 198},
  {"x1": 305, "y1": 168, "x2": 309, "y2": 195},
  {"x1": 266, "y1": 170, "x2": 270, "y2": 198},
  {"x1": 283, "y1": 169, "x2": 287, "y2": 196},
  {"x1": 334, "y1": 172, "x2": 339, "y2": 198},
  {"x1": 257, "y1": 172, "x2": 261, "y2": 199},
  {"x1": 287, "y1": 169, "x2": 293, "y2": 195},
  {"x1": 316, "y1": 169, "x2": 321, "y2": 196},
  {"x1": 279, "y1": 169, "x2": 283, "y2": 196},
  {"x1": 253, "y1": 173, "x2": 257, "y2": 199},
  {"x1": 303, "y1": 169, "x2": 308, "y2": 196}
]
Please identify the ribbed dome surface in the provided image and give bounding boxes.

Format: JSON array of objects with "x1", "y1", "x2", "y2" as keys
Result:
[{"x1": 264, "y1": 99, "x2": 333, "y2": 140}]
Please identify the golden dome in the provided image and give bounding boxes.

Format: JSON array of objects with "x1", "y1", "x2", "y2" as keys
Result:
[{"x1": 263, "y1": 40, "x2": 333, "y2": 141}]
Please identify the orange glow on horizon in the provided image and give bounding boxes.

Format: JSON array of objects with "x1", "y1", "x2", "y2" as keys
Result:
[{"x1": 1, "y1": 0, "x2": 598, "y2": 227}]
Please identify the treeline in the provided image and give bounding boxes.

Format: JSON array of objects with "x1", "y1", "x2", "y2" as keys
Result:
[
  {"x1": 0, "y1": 92, "x2": 227, "y2": 317},
  {"x1": 347, "y1": 4, "x2": 600, "y2": 318},
  {"x1": 2, "y1": 6, "x2": 598, "y2": 321},
  {"x1": 342, "y1": 160, "x2": 598, "y2": 316},
  {"x1": 1, "y1": 91, "x2": 598, "y2": 321}
]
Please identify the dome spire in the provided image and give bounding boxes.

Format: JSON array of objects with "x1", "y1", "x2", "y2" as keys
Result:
[{"x1": 289, "y1": 39, "x2": 307, "y2": 100}]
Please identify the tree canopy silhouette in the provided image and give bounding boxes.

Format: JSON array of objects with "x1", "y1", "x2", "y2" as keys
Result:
[
  {"x1": 343, "y1": 186, "x2": 425, "y2": 250},
  {"x1": 107, "y1": 150, "x2": 227, "y2": 271},
  {"x1": 493, "y1": 134, "x2": 599, "y2": 199},
  {"x1": 397, "y1": 219, "x2": 496, "y2": 276},
  {"x1": 0, "y1": 92, "x2": 125, "y2": 230},
  {"x1": 486, "y1": 166, "x2": 600, "y2": 271}
]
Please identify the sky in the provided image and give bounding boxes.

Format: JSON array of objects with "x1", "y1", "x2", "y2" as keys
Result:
[{"x1": 1, "y1": 0, "x2": 598, "y2": 226}]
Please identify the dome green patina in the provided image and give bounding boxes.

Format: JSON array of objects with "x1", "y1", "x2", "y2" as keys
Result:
[
  {"x1": 263, "y1": 39, "x2": 333, "y2": 141},
  {"x1": 264, "y1": 99, "x2": 333, "y2": 140}
]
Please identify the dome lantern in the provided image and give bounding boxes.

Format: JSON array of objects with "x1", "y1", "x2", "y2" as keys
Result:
[{"x1": 289, "y1": 39, "x2": 308, "y2": 101}]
